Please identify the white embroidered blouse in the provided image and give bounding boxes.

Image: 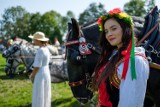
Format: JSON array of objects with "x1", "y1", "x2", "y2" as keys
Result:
[{"x1": 117, "y1": 47, "x2": 149, "y2": 107}]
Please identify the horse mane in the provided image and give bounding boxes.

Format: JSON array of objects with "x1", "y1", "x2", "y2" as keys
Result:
[
  {"x1": 81, "y1": 19, "x2": 97, "y2": 28},
  {"x1": 13, "y1": 43, "x2": 37, "y2": 58},
  {"x1": 132, "y1": 16, "x2": 145, "y2": 39}
]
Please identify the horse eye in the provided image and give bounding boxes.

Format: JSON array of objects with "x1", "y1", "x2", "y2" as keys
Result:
[
  {"x1": 2, "y1": 51, "x2": 10, "y2": 58},
  {"x1": 8, "y1": 59, "x2": 12, "y2": 63},
  {"x1": 13, "y1": 46, "x2": 19, "y2": 51},
  {"x1": 2, "y1": 53, "x2": 6, "y2": 58}
]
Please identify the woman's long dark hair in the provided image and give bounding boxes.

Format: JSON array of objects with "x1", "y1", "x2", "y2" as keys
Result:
[{"x1": 91, "y1": 17, "x2": 133, "y2": 91}]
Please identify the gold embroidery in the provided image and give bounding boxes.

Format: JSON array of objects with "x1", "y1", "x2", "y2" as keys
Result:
[{"x1": 109, "y1": 53, "x2": 147, "y2": 89}]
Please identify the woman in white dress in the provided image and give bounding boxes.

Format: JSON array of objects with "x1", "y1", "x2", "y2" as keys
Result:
[
  {"x1": 91, "y1": 8, "x2": 149, "y2": 107},
  {"x1": 29, "y1": 31, "x2": 51, "y2": 107}
]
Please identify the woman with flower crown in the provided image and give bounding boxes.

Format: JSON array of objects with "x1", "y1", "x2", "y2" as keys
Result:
[{"x1": 91, "y1": 8, "x2": 149, "y2": 107}]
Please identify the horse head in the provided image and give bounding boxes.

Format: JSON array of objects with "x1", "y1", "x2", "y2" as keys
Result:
[
  {"x1": 2, "y1": 42, "x2": 22, "y2": 58},
  {"x1": 65, "y1": 18, "x2": 101, "y2": 104},
  {"x1": 2, "y1": 41, "x2": 36, "y2": 77}
]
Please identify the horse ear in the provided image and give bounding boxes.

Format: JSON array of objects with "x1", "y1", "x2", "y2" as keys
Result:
[
  {"x1": 68, "y1": 22, "x2": 72, "y2": 32},
  {"x1": 71, "y1": 18, "x2": 80, "y2": 37},
  {"x1": 19, "y1": 41, "x2": 23, "y2": 45}
]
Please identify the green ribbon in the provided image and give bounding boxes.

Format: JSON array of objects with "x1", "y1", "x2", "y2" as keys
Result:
[{"x1": 130, "y1": 31, "x2": 136, "y2": 80}]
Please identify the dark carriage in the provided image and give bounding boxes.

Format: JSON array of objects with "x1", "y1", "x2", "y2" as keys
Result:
[{"x1": 65, "y1": 6, "x2": 160, "y2": 106}]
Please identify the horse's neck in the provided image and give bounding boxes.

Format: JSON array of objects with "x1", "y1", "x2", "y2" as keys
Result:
[
  {"x1": 82, "y1": 23, "x2": 100, "y2": 43},
  {"x1": 20, "y1": 47, "x2": 35, "y2": 68}
]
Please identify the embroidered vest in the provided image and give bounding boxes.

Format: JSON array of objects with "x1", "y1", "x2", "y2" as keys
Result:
[{"x1": 109, "y1": 53, "x2": 147, "y2": 89}]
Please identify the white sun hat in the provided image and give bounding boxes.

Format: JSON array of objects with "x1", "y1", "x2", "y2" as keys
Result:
[{"x1": 28, "y1": 31, "x2": 49, "y2": 41}]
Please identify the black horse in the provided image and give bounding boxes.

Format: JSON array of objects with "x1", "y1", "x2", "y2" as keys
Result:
[
  {"x1": 65, "y1": 19, "x2": 101, "y2": 104},
  {"x1": 65, "y1": 6, "x2": 160, "y2": 106}
]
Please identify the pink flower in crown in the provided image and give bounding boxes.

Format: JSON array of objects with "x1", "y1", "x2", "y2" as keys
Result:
[{"x1": 109, "y1": 8, "x2": 122, "y2": 15}]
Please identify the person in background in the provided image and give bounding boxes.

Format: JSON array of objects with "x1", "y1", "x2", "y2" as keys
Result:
[
  {"x1": 29, "y1": 31, "x2": 51, "y2": 107},
  {"x1": 91, "y1": 8, "x2": 149, "y2": 107},
  {"x1": 7, "y1": 39, "x2": 13, "y2": 48},
  {"x1": 53, "y1": 37, "x2": 60, "y2": 47}
]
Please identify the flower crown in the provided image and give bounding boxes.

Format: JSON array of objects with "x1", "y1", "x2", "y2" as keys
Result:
[{"x1": 97, "y1": 8, "x2": 133, "y2": 31}]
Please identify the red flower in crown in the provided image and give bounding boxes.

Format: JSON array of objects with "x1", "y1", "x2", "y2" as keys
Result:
[
  {"x1": 97, "y1": 16, "x2": 103, "y2": 25},
  {"x1": 108, "y1": 8, "x2": 122, "y2": 15}
]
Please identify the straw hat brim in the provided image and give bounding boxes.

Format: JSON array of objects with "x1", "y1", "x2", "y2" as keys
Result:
[{"x1": 28, "y1": 35, "x2": 49, "y2": 41}]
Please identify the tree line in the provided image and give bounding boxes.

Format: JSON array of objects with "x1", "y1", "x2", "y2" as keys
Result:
[{"x1": 0, "y1": 0, "x2": 155, "y2": 44}]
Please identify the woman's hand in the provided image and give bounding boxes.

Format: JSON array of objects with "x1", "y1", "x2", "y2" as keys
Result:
[
  {"x1": 29, "y1": 73, "x2": 35, "y2": 83},
  {"x1": 29, "y1": 67, "x2": 39, "y2": 83}
]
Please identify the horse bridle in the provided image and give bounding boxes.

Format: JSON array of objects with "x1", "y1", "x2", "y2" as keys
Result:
[
  {"x1": 65, "y1": 29, "x2": 101, "y2": 89},
  {"x1": 65, "y1": 30, "x2": 101, "y2": 55},
  {"x1": 6, "y1": 46, "x2": 34, "y2": 74}
]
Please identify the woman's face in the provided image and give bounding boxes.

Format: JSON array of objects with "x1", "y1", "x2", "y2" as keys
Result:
[
  {"x1": 104, "y1": 18, "x2": 123, "y2": 49},
  {"x1": 33, "y1": 39, "x2": 40, "y2": 46}
]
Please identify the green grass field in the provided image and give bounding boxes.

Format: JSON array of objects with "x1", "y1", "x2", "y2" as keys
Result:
[{"x1": 0, "y1": 54, "x2": 93, "y2": 107}]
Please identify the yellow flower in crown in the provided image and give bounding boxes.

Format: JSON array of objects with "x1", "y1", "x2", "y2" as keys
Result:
[
  {"x1": 97, "y1": 8, "x2": 133, "y2": 31},
  {"x1": 119, "y1": 13, "x2": 129, "y2": 18}
]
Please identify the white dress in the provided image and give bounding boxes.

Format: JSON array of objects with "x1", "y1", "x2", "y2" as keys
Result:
[
  {"x1": 117, "y1": 47, "x2": 149, "y2": 107},
  {"x1": 32, "y1": 47, "x2": 51, "y2": 107}
]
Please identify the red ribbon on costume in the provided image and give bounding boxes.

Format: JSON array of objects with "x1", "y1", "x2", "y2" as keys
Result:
[
  {"x1": 97, "y1": 62, "x2": 112, "y2": 107},
  {"x1": 121, "y1": 40, "x2": 132, "y2": 80}
]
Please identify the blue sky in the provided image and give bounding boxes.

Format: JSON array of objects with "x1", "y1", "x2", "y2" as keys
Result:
[{"x1": 0, "y1": 0, "x2": 160, "y2": 20}]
